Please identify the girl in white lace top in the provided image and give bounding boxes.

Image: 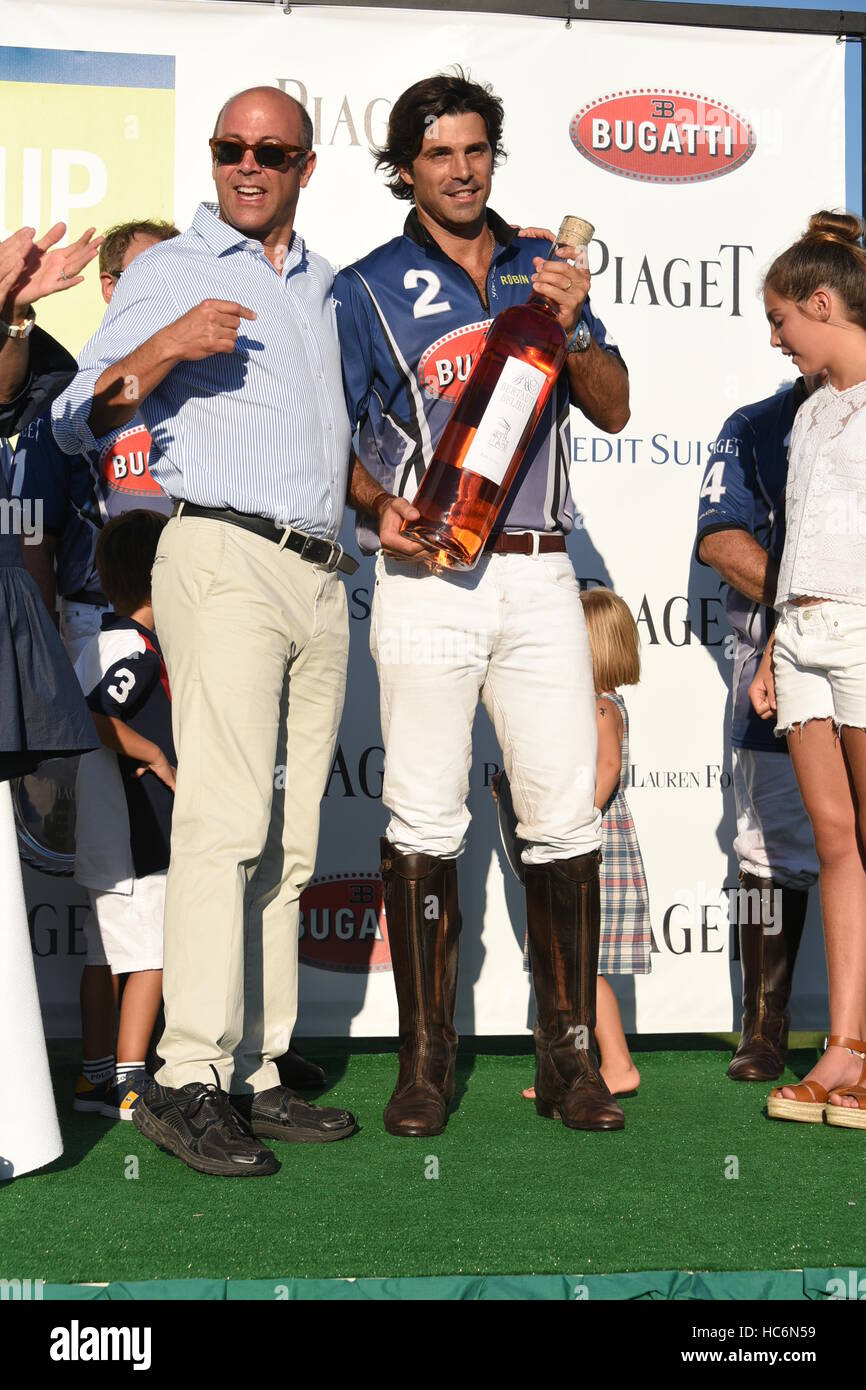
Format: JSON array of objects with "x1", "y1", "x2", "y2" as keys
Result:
[{"x1": 750, "y1": 211, "x2": 866, "y2": 1129}]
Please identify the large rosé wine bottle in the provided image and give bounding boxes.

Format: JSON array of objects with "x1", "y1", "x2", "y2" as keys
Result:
[{"x1": 400, "y1": 215, "x2": 594, "y2": 571}]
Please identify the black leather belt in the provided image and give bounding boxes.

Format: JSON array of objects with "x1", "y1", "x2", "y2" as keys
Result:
[
  {"x1": 64, "y1": 588, "x2": 110, "y2": 607},
  {"x1": 172, "y1": 502, "x2": 359, "y2": 575}
]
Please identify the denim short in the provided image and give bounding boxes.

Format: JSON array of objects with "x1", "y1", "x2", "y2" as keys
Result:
[{"x1": 774, "y1": 600, "x2": 866, "y2": 735}]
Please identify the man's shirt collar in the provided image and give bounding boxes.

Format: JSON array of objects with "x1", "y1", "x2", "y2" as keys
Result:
[
  {"x1": 403, "y1": 206, "x2": 517, "y2": 255},
  {"x1": 192, "y1": 202, "x2": 305, "y2": 272}
]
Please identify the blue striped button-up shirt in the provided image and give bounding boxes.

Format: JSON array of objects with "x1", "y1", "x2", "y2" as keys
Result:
[{"x1": 52, "y1": 203, "x2": 352, "y2": 537}]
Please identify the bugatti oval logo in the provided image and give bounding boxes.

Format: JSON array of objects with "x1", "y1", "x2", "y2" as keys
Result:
[
  {"x1": 99, "y1": 422, "x2": 163, "y2": 498},
  {"x1": 418, "y1": 320, "x2": 491, "y2": 400},
  {"x1": 570, "y1": 90, "x2": 756, "y2": 184},
  {"x1": 298, "y1": 872, "x2": 391, "y2": 973}
]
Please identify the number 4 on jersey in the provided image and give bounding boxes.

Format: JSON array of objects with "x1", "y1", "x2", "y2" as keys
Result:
[{"x1": 700, "y1": 459, "x2": 727, "y2": 505}]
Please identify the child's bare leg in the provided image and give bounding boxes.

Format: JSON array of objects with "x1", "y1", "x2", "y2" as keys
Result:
[
  {"x1": 597, "y1": 976, "x2": 640, "y2": 1094},
  {"x1": 80, "y1": 964, "x2": 118, "y2": 1058},
  {"x1": 116, "y1": 970, "x2": 163, "y2": 1065},
  {"x1": 523, "y1": 977, "x2": 640, "y2": 1098}
]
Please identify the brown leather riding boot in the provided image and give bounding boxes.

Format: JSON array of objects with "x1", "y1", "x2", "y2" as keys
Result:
[
  {"x1": 525, "y1": 850, "x2": 625, "y2": 1131},
  {"x1": 728, "y1": 874, "x2": 808, "y2": 1081},
  {"x1": 380, "y1": 838, "x2": 460, "y2": 1137}
]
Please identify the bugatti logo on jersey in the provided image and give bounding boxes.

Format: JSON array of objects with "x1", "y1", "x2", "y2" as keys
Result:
[
  {"x1": 418, "y1": 321, "x2": 491, "y2": 400},
  {"x1": 570, "y1": 91, "x2": 756, "y2": 184},
  {"x1": 100, "y1": 422, "x2": 162, "y2": 498},
  {"x1": 298, "y1": 873, "x2": 392, "y2": 973}
]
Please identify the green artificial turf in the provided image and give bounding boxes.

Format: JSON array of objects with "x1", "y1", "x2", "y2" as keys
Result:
[{"x1": 2, "y1": 1041, "x2": 864, "y2": 1285}]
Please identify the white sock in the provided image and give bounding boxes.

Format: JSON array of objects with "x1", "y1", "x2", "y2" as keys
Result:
[{"x1": 115, "y1": 1062, "x2": 146, "y2": 1086}]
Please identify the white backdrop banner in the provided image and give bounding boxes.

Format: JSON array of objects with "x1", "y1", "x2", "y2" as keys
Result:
[{"x1": 0, "y1": 0, "x2": 845, "y2": 1035}]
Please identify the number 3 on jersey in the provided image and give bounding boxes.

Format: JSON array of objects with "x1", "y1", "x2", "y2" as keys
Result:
[
  {"x1": 700, "y1": 458, "x2": 727, "y2": 505},
  {"x1": 107, "y1": 666, "x2": 136, "y2": 704},
  {"x1": 404, "y1": 269, "x2": 452, "y2": 319}
]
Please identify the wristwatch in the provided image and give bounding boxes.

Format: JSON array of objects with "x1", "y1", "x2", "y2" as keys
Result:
[
  {"x1": 0, "y1": 306, "x2": 35, "y2": 340},
  {"x1": 567, "y1": 320, "x2": 591, "y2": 354}
]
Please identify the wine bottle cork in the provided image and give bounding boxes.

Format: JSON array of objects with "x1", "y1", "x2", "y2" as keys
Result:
[{"x1": 556, "y1": 216, "x2": 594, "y2": 248}]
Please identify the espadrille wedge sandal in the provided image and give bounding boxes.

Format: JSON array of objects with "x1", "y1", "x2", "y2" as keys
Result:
[
  {"x1": 824, "y1": 1037, "x2": 866, "y2": 1130},
  {"x1": 767, "y1": 1035, "x2": 866, "y2": 1123}
]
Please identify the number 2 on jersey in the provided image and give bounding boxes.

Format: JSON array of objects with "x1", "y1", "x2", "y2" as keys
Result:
[{"x1": 404, "y1": 269, "x2": 452, "y2": 319}]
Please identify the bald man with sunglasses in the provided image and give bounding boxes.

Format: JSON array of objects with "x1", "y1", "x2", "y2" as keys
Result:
[{"x1": 52, "y1": 86, "x2": 361, "y2": 1178}]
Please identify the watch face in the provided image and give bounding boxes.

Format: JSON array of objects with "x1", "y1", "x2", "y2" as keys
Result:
[
  {"x1": 569, "y1": 321, "x2": 590, "y2": 352},
  {"x1": 1, "y1": 309, "x2": 34, "y2": 339}
]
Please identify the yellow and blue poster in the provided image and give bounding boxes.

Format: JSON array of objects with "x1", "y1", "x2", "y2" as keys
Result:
[{"x1": 0, "y1": 46, "x2": 174, "y2": 351}]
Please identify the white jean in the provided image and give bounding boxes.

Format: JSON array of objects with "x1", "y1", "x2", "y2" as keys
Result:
[
  {"x1": 371, "y1": 550, "x2": 600, "y2": 861},
  {"x1": 59, "y1": 599, "x2": 111, "y2": 665},
  {"x1": 732, "y1": 747, "x2": 818, "y2": 890},
  {"x1": 774, "y1": 599, "x2": 866, "y2": 734}
]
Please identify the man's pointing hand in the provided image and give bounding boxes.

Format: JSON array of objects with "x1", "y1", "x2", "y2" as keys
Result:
[{"x1": 163, "y1": 299, "x2": 257, "y2": 361}]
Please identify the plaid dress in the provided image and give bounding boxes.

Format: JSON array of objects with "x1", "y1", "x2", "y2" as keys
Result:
[{"x1": 597, "y1": 691, "x2": 652, "y2": 975}]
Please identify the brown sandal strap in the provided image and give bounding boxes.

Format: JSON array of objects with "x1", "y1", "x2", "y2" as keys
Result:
[
  {"x1": 827, "y1": 1034, "x2": 866, "y2": 1054},
  {"x1": 828, "y1": 1084, "x2": 866, "y2": 1109},
  {"x1": 772, "y1": 1081, "x2": 830, "y2": 1103}
]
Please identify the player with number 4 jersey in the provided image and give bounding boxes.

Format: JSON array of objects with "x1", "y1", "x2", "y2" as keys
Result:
[
  {"x1": 696, "y1": 381, "x2": 819, "y2": 1084},
  {"x1": 697, "y1": 384, "x2": 803, "y2": 755}
]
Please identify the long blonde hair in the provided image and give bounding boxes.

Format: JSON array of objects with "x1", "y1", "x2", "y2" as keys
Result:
[{"x1": 580, "y1": 587, "x2": 640, "y2": 694}]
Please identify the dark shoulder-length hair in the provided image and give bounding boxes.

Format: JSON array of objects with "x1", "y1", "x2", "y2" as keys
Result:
[{"x1": 374, "y1": 68, "x2": 505, "y2": 201}]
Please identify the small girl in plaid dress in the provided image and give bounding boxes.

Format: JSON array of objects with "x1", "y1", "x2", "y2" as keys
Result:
[{"x1": 495, "y1": 586, "x2": 652, "y2": 1097}]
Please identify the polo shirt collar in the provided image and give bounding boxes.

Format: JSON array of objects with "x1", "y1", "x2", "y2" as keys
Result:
[
  {"x1": 191, "y1": 202, "x2": 305, "y2": 269},
  {"x1": 403, "y1": 206, "x2": 517, "y2": 253}
]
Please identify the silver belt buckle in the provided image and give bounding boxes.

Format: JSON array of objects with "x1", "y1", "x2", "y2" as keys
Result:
[{"x1": 327, "y1": 541, "x2": 344, "y2": 573}]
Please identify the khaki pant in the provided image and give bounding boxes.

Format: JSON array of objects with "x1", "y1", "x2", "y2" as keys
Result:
[{"x1": 151, "y1": 515, "x2": 348, "y2": 1091}]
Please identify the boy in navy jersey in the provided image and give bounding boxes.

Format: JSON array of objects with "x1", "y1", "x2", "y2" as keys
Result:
[{"x1": 73, "y1": 511, "x2": 175, "y2": 1120}]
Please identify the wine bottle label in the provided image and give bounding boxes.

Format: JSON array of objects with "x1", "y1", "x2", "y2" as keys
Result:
[{"x1": 461, "y1": 356, "x2": 547, "y2": 487}]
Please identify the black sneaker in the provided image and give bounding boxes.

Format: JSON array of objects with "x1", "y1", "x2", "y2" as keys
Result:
[
  {"x1": 276, "y1": 1044, "x2": 326, "y2": 1091},
  {"x1": 133, "y1": 1068, "x2": 280, "y2": 1177},
  {"x1": 232, "y1": 1085, "x2": 357, "y2": 1143}
]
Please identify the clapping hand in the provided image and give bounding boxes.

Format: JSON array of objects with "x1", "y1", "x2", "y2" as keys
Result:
[{"x1": 1, "y1": 223, "x2": 103, "y2": 318}]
